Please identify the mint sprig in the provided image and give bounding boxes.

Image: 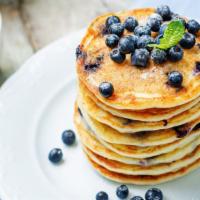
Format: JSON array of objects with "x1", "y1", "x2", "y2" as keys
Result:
[{"x1": 148, "y1": 20, "x2": 185, "y2": 50}]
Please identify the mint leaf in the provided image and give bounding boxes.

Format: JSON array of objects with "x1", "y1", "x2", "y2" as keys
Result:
[{"x1": 148, "y1": 20, "x2": 185, "y2": 50}]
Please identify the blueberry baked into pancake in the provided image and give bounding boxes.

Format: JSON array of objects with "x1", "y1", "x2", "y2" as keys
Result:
[{"x1": 74, "y1": 5, "x2": 200, "y2": 185}]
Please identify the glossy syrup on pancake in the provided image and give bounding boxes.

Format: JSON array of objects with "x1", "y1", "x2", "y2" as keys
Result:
[
  {"x1": 77, "y1": 8, "x2": 200, "y2": 110},
  {"x1": 79, "y1": 80, "x2": 200, "y2": 122}
]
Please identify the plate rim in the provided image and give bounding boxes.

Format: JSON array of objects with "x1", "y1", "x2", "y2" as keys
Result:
[{"x1": 0, "y1": 28, "x2": 85, "y2": 95}]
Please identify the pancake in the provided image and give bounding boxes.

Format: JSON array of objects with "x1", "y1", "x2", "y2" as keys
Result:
[
  {"x1": 85, "y1": 145, "x2": 200, "y2": 175},
  {"x1": 87, "y1": 156, "x2": 200, "y2": 185},
  {"x1": 74, "y1": 105, "x2": 200, "y2": 158},
  {"x1": 79, "y1": 81, "x2": 200, "y2": 122},
  {"x1": 101, "y1": 134, "x2": 200, "y2": 159},
  {"x1": 78, "y1": 91, "x2": 200, "y2": 133},
  {"x1": 74, "y1": 112, "x2": 200, "y2": 166},
  {"x1": 77, "y1": 8, "x2": 200, "y2": 110},
  {"x1": 75, "y1": 6, "x2": 200, "y2": 185},
  {"x1": 78, "y1": 103, "x2": 200, "y2": 146}
]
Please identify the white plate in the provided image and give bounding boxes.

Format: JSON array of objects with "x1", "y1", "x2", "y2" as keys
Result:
[{"x1": 0, "y1": 29, "x2": 200, "y2": 200}]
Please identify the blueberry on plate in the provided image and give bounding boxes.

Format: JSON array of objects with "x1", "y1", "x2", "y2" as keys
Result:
[
  {"x1": 99, "y1": 82, "x2": 114, "y2": 98},
  {"x1": 134, "y1": 25, "x2": 151, "y2": 36},
  {"x1": 186, "y1": 19, "x2": 200, "y2": 34},
  {"x1": 116, "y1": 185, "x2": 129, "y2": 199},
  {"x1": 110, "y1": 48, "x2": 126, "y2": 63},
  {"x1": 159, "y1": 23, "x2": 168, "y2": 36},
  {"x1": 96, "y1": 191, "x2": 108, "y2": 200},
  {"x1": 145, "y1": 188, "x2": 163, "y2": 200},
  {"x1": 62, "y1": 130, "x2": 76, "y2": 146},
  {"x1": 179, "y1": 32, "x2": 196, "y2": 49},
  {"x1": 130, "y1": 196, "x2": 144, "y2": 200},
  {"x1": 109, "y1": 23, "x2": 124, "y2": 37},
  {"x1": 151, "y1": 48, "x2": 167, "y2": 64},
  {"x1": 105, "y1": 34, "x2": 119, "y2": 48},
  {"x1": 48, "y1": 148, "x2": 63, "y2": 163},
  {"x1": 168, "y1": 71, "x2": 183, "y2": 88},
  {"x1": 147, "y1": 13, "x2": 163, "y2": 32},
  {"x1": 136, "y1": 35, "x2": 154, "y2": 50},
  {"x1": 131, "y1": 48, "x2": 150, "y2": 67},
  {"x1": 124, "y1": 16, "x2": 138, "y2": 32},
  {"x1": 168, "y1": 45, "x2": 183, "y2": 62},
  {"x1": 106, "y1": 15, "x2": 120, "y2": 28},
  {"x1": 156, "y1": 5, "x2": 172, "y2": 21},
  {"x1": 118, "y1": 35, "x2": 135, "y2": 54}
]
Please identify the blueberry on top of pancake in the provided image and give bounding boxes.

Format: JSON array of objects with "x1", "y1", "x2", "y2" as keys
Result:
[{"x1": 76, "y1": 7, "x2": 200, "y2": 110}]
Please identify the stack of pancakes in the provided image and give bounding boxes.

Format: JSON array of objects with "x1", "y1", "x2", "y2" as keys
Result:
[{"x1": 74, "y1": 8, "x2": 200, "y2": 185}]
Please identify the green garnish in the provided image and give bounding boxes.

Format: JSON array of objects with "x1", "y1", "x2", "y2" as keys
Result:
[{"x1": 148, "y1": 20, "x2": 185, "y2": 50}]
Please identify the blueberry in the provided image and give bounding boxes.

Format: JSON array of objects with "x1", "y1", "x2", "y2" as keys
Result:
[
  {"x1": 136, "y1": 35, "x2": 154, "y2": 50},
  {"x1": 172, "y1": 14, "x2": 186, "y2": 27},
  {"x1": 62, "y1": 130, "x2": 76, "y2": 145},
  {"x1": 156, "y1": 5, "x2": 172, "y2": 21},
  {"x1": 99, "y1": 82, "x2": 114, "y2": 98},
  {"x1": 48, "y1": 148, "x2": 63, "y2": 163},
  {"x1": 195, "y1": 61, "x2": 200, "y2": 72},
  {"x1": 105, "y1": 34, "x2": 119, "y2": 48},
  {"x1": 126, "y1": 34, "x2": 139, "y2": 49},
  {"x1": 96, "y1": 191, "x2": 108, "y2": 200},
  {"x1": 76, "y1": 45, "x2": 84, "y2": 59},
  {"x1": 145, "y1": 188, "x2": 163, "y2": 200},
  {"x1": 150, "y1": 13, "x2": 163, "y2": 21},
  {"x1": 130, "y1": 196, "x2": 144, "y2": 200},
  {"x1": 154, "y1": 34, "x2": 163, "y2": 44},
  {"x1": 147, "y1": 18, "x2": 161, "y2": 32},
  {"x1": 179, "y1": 32, "x2": 196, "y2": 49},
  {"x1": 109, "y1": 23, "x2": 124, "y2": 37},
  {"x1": 124, "y1": 16, "x2": 138, "y2": 32},
  {"x1": 118, "y1": 36, "x2": 135, "y2": 54},
  {"x1": 84, "y1": 63, "x2": 100, "y2": 72},
  {"x1": 134, "y1": 25, "x2": 151, "y2": 36},
  {"x1": 129, "y1": 34, "x2": 139, "y2": 43},
  {"x1": 159, "y1": 23, "x2": 168, "y2": 35},
  {"x1": 116, "y1": 185, "x2": 129, "y2": 199},
  {"x1": 168, "y1": 71, "x2": 183, "y2": 88},
  {"x1": 147, "y1": 14, "x2": 163, "y2": 32},
  {"x1": 186, "y1": 19, "x2": 200, "y2": 34},
  {"x1": 110, "y1": 48, "x2": 126, "y2": 63},
  {"x1": 151, "y1": 48, "x2": 167, "y2": 64},
  {"x1": 106, "y1": 16, "x2": 120, "y2": 28},
  {"x1": 168, "y1": 46, "x2": 183, "y2": 62},
  {"x1": 131, "y1": 48, "x2": 150, "y2": 67}
]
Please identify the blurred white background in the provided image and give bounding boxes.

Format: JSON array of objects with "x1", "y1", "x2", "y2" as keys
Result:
[{"x1": 0, "y1": 0, "x2": 199, "y2": 84}]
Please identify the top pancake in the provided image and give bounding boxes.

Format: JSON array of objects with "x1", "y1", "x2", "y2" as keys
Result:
[{"x1": 77, "y1": 8, "x2": 200, "y2": 110}]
